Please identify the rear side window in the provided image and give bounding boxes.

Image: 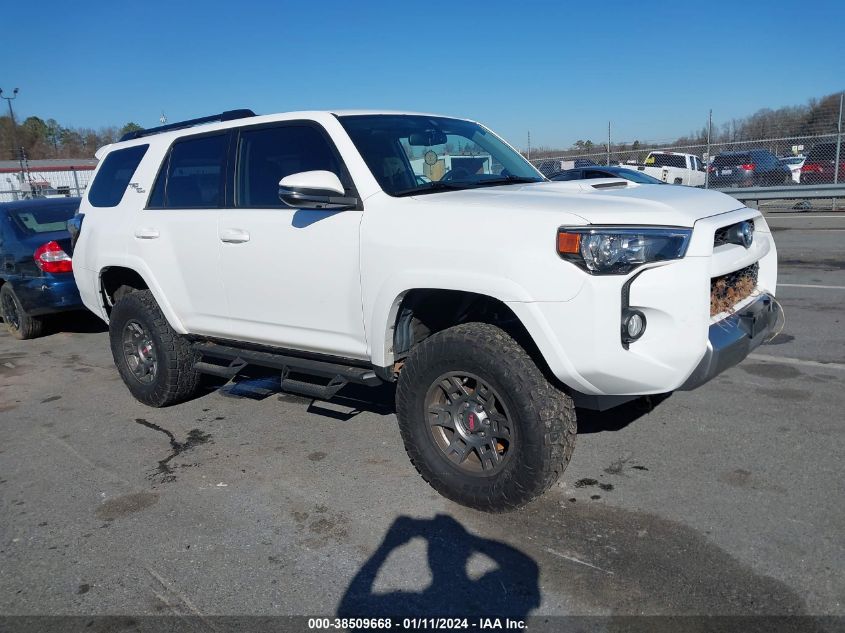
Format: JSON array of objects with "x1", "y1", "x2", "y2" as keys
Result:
[
  {"x1": 148, "y1": 133, "x2": 229, "y2": 209},
  {"x1": 88, "y1": 145, "x2": 148, "y2": 208},
  {"x1": 646, "y1": 154, "x2": 686, "y2": 168},
  {"x1": 807, "y1": 144, "x2": 836, "y2": 162},
  {"x1": 235, "y1": 125, "x2": 347, "y2": 207}
]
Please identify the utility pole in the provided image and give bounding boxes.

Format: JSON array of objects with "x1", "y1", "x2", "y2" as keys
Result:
[
  {"x1": 607, "y1": 121, "x2": 611, "y2": 166},
  {"x1": 705, "y1": 109, "x2": 712, "y2": 189},
  {"x1": 835, "y1": 93, "x2": 843, "y2": 186},
  {"x1": 527, "y1": 130, "x2": 531, "y2": 161},
  {"x1": 0, "y1": 88, "x2": 25, "y2": 191}
]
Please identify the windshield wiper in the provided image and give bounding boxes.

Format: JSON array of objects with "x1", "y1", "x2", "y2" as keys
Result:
[
  {"x1": 470, "y1": 175, "x2": 544, "y2": 187},
  {"x1": 393, "y1": 176, "x2": 543, "y2": 197},
  {"x1": 393, "y1": 181, "x2": 477, "y2": 197}
]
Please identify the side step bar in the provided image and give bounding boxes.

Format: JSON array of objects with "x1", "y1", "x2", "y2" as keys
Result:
[{"x1": 192, "y1": 341, "x2": 381, "y2": 400}]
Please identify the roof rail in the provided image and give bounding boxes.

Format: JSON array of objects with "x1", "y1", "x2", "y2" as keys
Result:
[{"x1": 119, "y1": 109, "x2": 257, "y2": 141}]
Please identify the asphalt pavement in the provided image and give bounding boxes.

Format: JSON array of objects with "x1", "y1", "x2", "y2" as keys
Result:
[{"x1": 1, "y1": 211, "x2": 843, "y2": 631}]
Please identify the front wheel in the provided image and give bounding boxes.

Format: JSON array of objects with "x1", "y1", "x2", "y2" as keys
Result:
[
  {"x1": 108, "y1": 290, "x2": 201, "y2": 407},
  {"x1": 396, "y1": 322, "x2": 576, "y2": 512},
  {"x1": 0, "y1": 284, "x2": 44, "y2": 340}
]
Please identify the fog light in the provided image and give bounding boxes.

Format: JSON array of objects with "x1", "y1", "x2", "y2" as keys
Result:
[{"x1": 622, "y1": 309, "x2": 646, "y2": 344}]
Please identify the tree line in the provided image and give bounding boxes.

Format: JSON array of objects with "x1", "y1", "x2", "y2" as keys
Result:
[
  {"x1": 0, "y1": 116, "x2": 142, "y2": 161},
  {"x1": 1, "y1": 90, "x2": 842, "y2": 163},
  {"x1": 529, "y1": 90, "x2": 844, "y2": 160}
]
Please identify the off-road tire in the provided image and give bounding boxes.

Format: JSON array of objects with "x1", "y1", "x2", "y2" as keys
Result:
[
  {"x1": 396, "y1": 322, "x2": 577, "y2": 512},
  {"x1": 109, "y1": 289, "x2": 201, "y2": 407},
  {"x1": 0, "y1": 284, "x2": 44, "y2": 340}
]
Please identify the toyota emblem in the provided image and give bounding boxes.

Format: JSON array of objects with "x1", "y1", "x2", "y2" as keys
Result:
[{"x1": 740, "y1": 221, "x2": 754, "y2": 248}]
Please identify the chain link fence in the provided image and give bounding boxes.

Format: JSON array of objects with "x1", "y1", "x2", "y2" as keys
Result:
[
  {"x1": 528, "y1": 93, "x2": 844, "y2": 190},
  {"x1": 0, "y1": 165, "x2": 94, "y2": 202}
]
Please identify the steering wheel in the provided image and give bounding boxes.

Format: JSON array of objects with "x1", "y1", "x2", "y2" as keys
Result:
[{"x1": 441, "y1": 167, "x2": 471, "y2": 182}]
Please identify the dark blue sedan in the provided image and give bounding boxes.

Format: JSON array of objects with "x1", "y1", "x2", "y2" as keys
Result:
[
  {"x1": 550, "y1": 166, "x2": 666, "y2": 184},
  {"x1": 0, "y1": 198, "x2": 83, "y2": 339}
]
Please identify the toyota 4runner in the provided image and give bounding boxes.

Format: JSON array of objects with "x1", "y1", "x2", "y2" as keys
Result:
[{"x1": 71, "y1": 109, "x2": 779, "y2": 511}]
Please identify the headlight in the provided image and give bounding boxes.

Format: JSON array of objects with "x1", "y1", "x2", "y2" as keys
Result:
[{"x1": 557, "y1": 226, "x2": 692, "y2": 274}]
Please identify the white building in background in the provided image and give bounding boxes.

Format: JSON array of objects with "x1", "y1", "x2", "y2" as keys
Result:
[{"x1": 0, "y1": 159, "x2": 97, "y2": 202}]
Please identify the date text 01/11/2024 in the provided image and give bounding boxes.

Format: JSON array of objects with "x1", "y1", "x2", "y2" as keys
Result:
[{"x1": 306, "y1": 617, "x2": 527, "y2": 629}]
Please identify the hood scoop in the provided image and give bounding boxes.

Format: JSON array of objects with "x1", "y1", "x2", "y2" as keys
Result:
[{"x1": 588, "y1": 179, "x2": 630, "y2": 189}]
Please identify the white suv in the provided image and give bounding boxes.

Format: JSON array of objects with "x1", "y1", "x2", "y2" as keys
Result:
[{"x1": 72, "y1": 109, "x2": 778, "y2": 511}]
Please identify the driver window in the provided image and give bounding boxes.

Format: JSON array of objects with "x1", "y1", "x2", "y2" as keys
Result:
[{"x1": 236, "y1": 124, "x2": 346, "y2": 207}]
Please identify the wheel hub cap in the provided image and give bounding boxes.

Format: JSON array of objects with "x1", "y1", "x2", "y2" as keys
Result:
[
  {"x1": 425, "y1": 372, "x2": 515, "y2": 475},
  {"x1": 122, "y1": 321, "x2": 157, "y2": 384}
]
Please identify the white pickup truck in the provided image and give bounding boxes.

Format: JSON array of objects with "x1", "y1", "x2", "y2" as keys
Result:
[
  {"x1": 625, "y1": 151, "x2": 707, "y2": 186},
  {"x1": 71, "y1": 109, "x2": 778, "y2": 511}
]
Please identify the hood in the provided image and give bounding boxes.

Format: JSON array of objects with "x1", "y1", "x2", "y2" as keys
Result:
[{"x1": 411, "y1": 180, "x2": 745, "y2": 227}]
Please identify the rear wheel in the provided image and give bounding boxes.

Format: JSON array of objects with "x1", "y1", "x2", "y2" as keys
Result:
[
  {"x1": 0, "y1": 284, "x2": 44, "y2": 340},
  {"x1": 396, "y1": 322, "x2": 576, "y2": 512},
  {"x1": 109, "y1": 290, "x2": 201, "y2": 407}
]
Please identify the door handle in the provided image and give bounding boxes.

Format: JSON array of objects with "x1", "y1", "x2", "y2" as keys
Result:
[
  {"x1": 134, "y1": 228, "x2": 160, "y2": 239},
  {"x1": 220, "y1": 228, "x2": 250, "y2": 243}
]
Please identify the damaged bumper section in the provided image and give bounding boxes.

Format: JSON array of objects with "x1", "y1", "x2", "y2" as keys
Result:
[{"x1": 679, "y1": 293, "x2": 778, "y2": 391}]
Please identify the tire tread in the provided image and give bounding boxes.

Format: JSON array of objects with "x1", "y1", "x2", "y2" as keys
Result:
[{"x1": 396, "y1": 322, "x2": 576, "y2": 512}]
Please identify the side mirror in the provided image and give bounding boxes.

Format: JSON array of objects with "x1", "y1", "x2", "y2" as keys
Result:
[{"x1": 278, "y1": 170, "x2": 358, "y2": 210}]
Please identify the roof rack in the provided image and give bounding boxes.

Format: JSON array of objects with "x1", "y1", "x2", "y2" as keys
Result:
[{"x1": 119, "y1": 109, "x2": 257, "y2": 142}]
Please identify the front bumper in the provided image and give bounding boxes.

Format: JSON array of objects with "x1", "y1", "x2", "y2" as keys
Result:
[
  {"x1": 679, "y1": 293, "x2": 777, "y2": 390},
  {"x1": 507, "y1": 208, "x2": 777, "y2": 397}
]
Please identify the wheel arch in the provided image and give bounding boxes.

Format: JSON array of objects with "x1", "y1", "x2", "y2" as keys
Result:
[
  {"x1": 378, "y1": 288, "x2": 563, "y2": 389},
  {"x1": 98, "y1": 264, "x2": 187, "y2": 333}
]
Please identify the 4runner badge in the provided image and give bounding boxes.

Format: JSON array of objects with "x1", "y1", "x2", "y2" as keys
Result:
[{"x1": 128, "y1": 182, "x2": 146, "y2": 194}]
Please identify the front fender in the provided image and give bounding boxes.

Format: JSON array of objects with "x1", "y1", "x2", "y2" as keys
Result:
[{"x1": 366, "y1": 270, "x2": 565, "y2": 369}]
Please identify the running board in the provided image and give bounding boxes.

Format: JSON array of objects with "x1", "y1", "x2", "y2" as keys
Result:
[{"x1": 192, "y1": 342, "x2": 382, "y2": 394}]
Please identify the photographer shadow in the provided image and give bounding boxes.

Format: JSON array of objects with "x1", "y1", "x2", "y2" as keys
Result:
[{"x1": 337, "y1": 514, "x2": 540, "y2": 620}]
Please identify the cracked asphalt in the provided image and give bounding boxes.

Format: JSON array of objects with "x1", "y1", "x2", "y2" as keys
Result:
[{"x1": 0, "y1": 210, "x2": 843, "y2": 630}]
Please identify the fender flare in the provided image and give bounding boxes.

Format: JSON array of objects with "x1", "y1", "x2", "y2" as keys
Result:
[{"x1": 98, "y1": 258, "x2": 188, "y2": 334}]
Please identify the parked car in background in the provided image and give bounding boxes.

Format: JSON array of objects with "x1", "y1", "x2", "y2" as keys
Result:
[
  {"x1": 536, "y1": 157, "x2": 597, "y2": 176},
  {"x1": 0, "y1": 198, "x2": 83, "y2": 339},
  {"x1": 780, "y1": 155, "x2": 806, "y2": 184},
  {"x1": 623, "y1": 151, "x2": 706, "y2": 186},
  {"x1": 709, "y1": 149, "x2": 793, "y2": 188},
  {"x1": 551, "y1": 165, "x2": 666, "y2": 184},
  {"x1": 800, "y1": 142, "x2": 845, "y2": 184}
]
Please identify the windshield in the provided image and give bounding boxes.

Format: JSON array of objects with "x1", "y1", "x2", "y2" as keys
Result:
[
  {"x1": 338, "y1": 115, "x2": 544, "y2": 196},
  {"x1": 8, "y1": 201, "x2": 78, "y2": 235},
  {"x1": 713, "y1": 153, "x2": 751, "y2": 167},
  {"x1": 607, "y1": 168, "x2": 664, "y2": 184}
]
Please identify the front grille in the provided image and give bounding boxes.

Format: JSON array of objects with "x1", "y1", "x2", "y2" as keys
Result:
[{"x1": 711, "y1": 263, "x2": 759, "y2": 316}]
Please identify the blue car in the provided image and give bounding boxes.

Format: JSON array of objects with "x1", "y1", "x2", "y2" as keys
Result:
[
  {"x1": 551, "y1": 165, "x2": 666, "y2": 184},
  {"x1": 0, "y1": 198, "x2": 83, "y2": 339}
]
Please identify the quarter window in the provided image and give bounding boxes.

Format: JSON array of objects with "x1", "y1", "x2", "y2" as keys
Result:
[
  {"x1": 236, "y1": 125, "x2": 346, "y2": 207},
  {"x1": 88, "y1": 145, "x2": 149, "y2": 208},
  {"x1": 148, "y1": 133, "x2": 229, "y2": 209}
]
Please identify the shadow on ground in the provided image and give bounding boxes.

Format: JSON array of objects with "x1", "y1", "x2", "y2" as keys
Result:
[
  {"x1": 42, "y1": 310, "x2": 108, "y2": 335},
  {"x1": 337, "y1": 514, "x2": 539, "y2": 619}
]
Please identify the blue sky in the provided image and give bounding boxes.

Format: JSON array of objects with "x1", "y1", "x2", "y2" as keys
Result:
[{"x1": 3, "y1": 1, "x2": 843, "y2": 149}]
